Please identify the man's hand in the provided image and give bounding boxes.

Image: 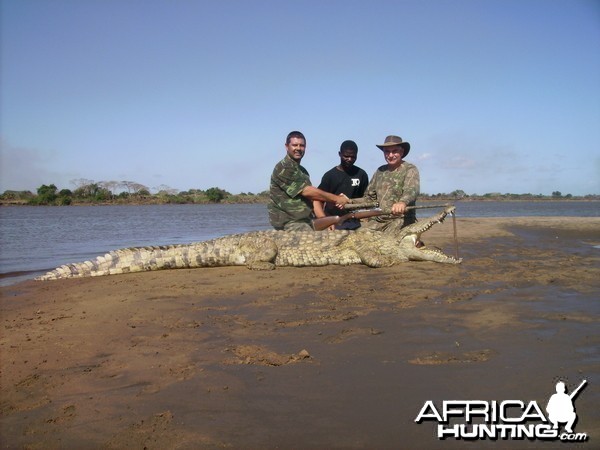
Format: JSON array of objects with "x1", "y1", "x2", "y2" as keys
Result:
[
  {"x1": 335, "y1": 193, "x2": 350, "y2": 209},
  {"x1": 391, "y1": 201, "x2": 407, "y2": 215}
]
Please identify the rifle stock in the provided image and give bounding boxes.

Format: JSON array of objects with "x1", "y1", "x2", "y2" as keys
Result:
[
  {"x1": 312, "y1": 204, "x2": 452, "y2": 231},
  {"x1": 313, "y1": 210, "x2": 386, "y2": 231}
]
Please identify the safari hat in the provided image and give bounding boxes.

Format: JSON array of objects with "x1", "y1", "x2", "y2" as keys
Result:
[{"x1": 376, "y1": 135, "x2": 410, "y2": 157}]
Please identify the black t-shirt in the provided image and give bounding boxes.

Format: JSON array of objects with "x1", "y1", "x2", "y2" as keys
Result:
[{"x1": 318, "y1": 165, "x2": 369, "y2": 216}]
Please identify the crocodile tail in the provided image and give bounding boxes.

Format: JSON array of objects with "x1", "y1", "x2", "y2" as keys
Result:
[
  {"x1": 34, "y1": 236, "x2": 253, "y2": 280},
  {"x1": 35, "y1": 242, "x2": 220, "y2": 280},
  {"x1": 35, "y1": 245, "x2": 182, "y2": 280}
]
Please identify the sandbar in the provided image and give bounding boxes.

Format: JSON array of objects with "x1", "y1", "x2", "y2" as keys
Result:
[{"x1": 1, "y1": 217, "x2": 599, "y2": 449}]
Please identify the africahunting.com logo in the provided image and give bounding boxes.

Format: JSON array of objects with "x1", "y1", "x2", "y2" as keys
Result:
[{"x1": 415, "y1": 379, "x2": 588, "y2": 442}]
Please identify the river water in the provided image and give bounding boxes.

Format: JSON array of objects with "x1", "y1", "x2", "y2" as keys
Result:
[{"x1": 1, "y1": 201, "x2": 598, "y2": 285}]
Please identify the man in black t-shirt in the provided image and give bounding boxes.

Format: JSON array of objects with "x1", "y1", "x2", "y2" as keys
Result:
[{"x1": 313, "y1": 140, "x2": 369, "y2": 230}]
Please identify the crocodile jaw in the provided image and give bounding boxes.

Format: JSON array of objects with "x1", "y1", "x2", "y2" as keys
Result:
[{"x1": 397, "y1": 206, "x2": 461, "y2": 263}]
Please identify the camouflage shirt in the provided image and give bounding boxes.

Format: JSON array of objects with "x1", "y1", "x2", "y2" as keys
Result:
[
  {"x1": 354, "y1": 162, "x2": 420, "y2": 227},
  {"x1": 268, "y1": 155, "x2": 313, "y2": 229}
]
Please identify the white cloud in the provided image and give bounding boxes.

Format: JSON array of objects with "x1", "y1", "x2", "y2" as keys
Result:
[{"x1": 416, "y1": 152, "x2": 433, "y2": 161}]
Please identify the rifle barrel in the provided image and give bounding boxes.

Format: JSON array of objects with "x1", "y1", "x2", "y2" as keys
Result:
[
  {"x1": 406, "y1": 203, "x2": 452, "y2": 210},
  {"x1": 312, "y1": 204, "x2": 454, "y2": 231},
  {"x1": 344, "y1": 202, "x2": 451, "y2": 211},
  {"x1": 569, "y1": 379, "x2": 587, "y2": 399},
  {"x1": 343, "y1": 202, "x2": 379, "y2": 210}
]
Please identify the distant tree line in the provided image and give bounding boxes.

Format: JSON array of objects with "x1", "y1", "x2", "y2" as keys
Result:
[
  {"x1": 0, "y1": 179, "x2": 270, "y2": 206},
  {"x1": 426, "y1": 189, "x2": 587, "y2": 201},
  {"x1": 0, "y1": 180, "x2": 597, "y2": 206}
]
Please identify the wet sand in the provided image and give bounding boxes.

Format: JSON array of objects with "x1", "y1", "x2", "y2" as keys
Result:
[{"x1": 1, "y1": 217, "x2": 599, "y2": 449}]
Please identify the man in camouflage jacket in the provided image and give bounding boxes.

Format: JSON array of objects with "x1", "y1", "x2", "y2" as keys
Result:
[
  {"x1": 352, "y1": 135, "x2": 420, "y2": 234},
  {"x1": 268, "y1": 131, "x2": 350, "y2": 231}
]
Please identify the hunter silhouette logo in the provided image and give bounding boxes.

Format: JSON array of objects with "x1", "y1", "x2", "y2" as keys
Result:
[
  {"x1": 547, "y1": 379, "x2": 586, "y2": 434},
  {"x1": 415, "y1": 379, "x2": 589, "y2": 442}
]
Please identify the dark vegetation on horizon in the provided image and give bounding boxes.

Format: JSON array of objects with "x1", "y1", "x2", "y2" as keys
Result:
[{"x1": 1, "y1": 179, "x2": 598, "y2": 206}]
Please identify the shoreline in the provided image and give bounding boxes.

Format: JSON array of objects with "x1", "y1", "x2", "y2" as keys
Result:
[
  {"x1": 1, "y1": 217, "x2": 599, "y2": 448},
  {"x1": 2, "y1": 198, "x2": 599, "y2": 207},
  {"x1": 2, "y1": 215, "x2": 599, "y2": 287}
]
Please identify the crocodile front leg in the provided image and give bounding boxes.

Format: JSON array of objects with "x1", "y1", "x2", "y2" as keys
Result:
[
  {"x1": 355, "y1": 245, "x2": 402, "y2": 267},
  {"x1": 237, "y1": 235, "x2": 278, "y2": 270}
]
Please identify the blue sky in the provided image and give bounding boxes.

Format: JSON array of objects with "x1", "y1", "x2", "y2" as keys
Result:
[{"x1": 1, "y1": 0, "x2": 599, "y2": 196}]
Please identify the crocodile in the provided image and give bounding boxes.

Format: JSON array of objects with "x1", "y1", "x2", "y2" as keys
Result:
[{"x1": 36, "y1": 206, "x2": 461, "y2": 280}]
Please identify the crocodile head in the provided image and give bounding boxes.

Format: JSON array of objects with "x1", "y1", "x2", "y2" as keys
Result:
[{"x1": 396, "y1": 206, "x2": 462, "y2": 263}]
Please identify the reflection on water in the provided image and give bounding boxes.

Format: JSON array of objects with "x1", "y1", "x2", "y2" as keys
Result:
[{"x1": 0, "y1": 201, "x2": 598, "y2": 285}]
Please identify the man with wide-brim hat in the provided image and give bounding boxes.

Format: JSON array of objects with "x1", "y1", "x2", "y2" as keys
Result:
[{"x1": 352, "y1": 134, "x2": 420, "y2": 233}]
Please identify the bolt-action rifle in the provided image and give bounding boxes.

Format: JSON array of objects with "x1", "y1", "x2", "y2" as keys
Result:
[{"x1": 312, "y1": 204, "x2": 451, "y2": 231}]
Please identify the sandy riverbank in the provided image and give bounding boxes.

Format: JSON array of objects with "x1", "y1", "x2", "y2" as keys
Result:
[{"x1": 1, "y1": 217, "x2": 599, "y2": 449}]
